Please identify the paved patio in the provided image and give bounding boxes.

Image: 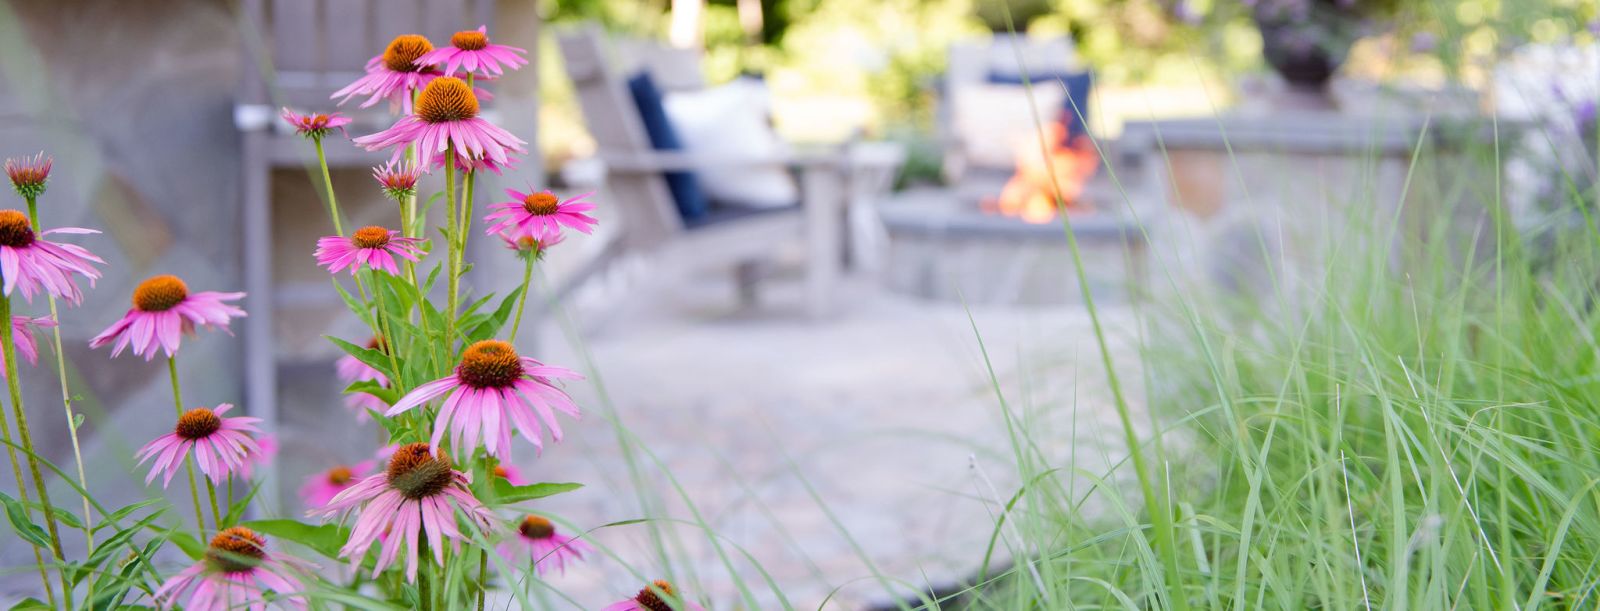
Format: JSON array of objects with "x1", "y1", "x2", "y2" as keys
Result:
[{"x1": 506, "y1": 269, "x2": 1146, "y2": 609}]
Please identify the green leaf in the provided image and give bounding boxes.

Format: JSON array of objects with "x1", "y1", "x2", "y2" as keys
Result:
[
  {"x1": 30, "y1": 501, "x2": 84, "y2": 530},
  {"x1": 16, "y1": 498, "x2": 86, "y2": 530},
  {"x1": 466, "y1": 286, "x2": 524, "y2": 343},
  {"x1": 309, "y1": 590, "x2": 411, "y2": 610},
  {"x1": 84, "y1": 510, "x2": 165, "y2": 574},
  {"x1": 244, "y1": 519, "x2": 349, "y2": 560},
  {"x1": 457, "y1": 292, "x2": 495, "y2": 323},
  {"x1": 344, "y1": 380, "x2": 399, "y2": 407},
  {"x1": 94, "y1": 498, "x2": 162, "y2": 534},
  {"x1": 89, "y1": 537, "x2": 165, "y2": 611},
  {"x1": 491, "y1": 481, "x2": 582, "y2": 505},
  {"x1": 375, "y1": 405, "x2": 416, "y2": 440},
  {"x1": 330, "y1": 277, "x2": 370, "y2": 319},
  {"x1": 8, "y1": 598, "x2": 50, "y2": 610},
  {"x1": 423, "y1": 263, "x2": 443, "y2": 294},
  {"x1": 72, "y1": 413, "x2": 84, "y2": 430},
  {"x1": 0, "y1": 491, "x2": 52, "y2": 548},
  {"x1": 167, "y1": 530, "x2": 204, "y2": 560},
  {"x1": 326, "y1": 336, "x2": 396, "y2": 382},
  {"x1": 223, "y1": 481, "x2": 264, "y2": 527}
]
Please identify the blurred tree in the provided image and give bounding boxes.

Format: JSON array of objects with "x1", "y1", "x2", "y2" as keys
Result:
[{"x1": 973, "y1": 0, "x2": 1054, "y2": 32}]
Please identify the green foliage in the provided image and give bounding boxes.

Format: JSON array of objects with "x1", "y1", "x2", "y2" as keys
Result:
[
  {"x1": 245, "y1": 519, "x2": 351, "y2": 560},
  {"x1": 1, "y1": 491, "x2": 51, "y2": 548},
  {"x1": 491, "y1": 480, "x2": 584, "y2": 505},
  {"x1": 936, "y1": 108, "x2": 1600, "y2": 608}
]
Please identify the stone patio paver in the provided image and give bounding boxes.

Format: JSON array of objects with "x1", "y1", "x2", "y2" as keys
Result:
[{"x1": 511, "y1": 274, "x2": 1144, "y2": 609}]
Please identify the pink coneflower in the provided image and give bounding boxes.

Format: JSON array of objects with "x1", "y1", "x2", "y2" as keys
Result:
[
  {"x1": 372, "y1": 159, "x2": 422, "y2": 201},
  {"x1": 311, "y1": 443, "x2": 497, "y2": 581},
  {"x1": 416, "y1": 26, "x2": 528, "y2": 77},
  {"x1": 154, "y1": 526, "x2": 310, "y2": 610},
  {"x1": 135, "y1": 404, "x2": 261, "y2": 487},
  {"x1": 430, "y1": 151, "x2": 513, "y2": 176},
  {"x1": 5, "y1": 152, "x2": 51, "y2": 199},
  {"x1": 499, "y1": 515, "x2": 590, "y2": 576},
  {"x1": 0, "y1": 315, "x2": 54, "y2": 379},
  {"x1": 279, "y1": 108, "x2": 352, "y2": 140},
  {"x1": 603, "y1": 580, "x2": 706, "y2": 611},
  {"x1": 372, "y1": 443, "x2": 402, "y2": 464},
  {"x1": 332, "y1": 34, "x2": 439, "y2": 113},
  {"x1": 336, "y1": 335, "x2": 390, "y2": 421},
  {"x1": 299, "y1": 460, "x2": 375, "y2": 509},
  {"x1": 314, "y1": 226, "x2": 424, "y2": 276},
  {"x1": 353, "y1": 76, "x2": 525, "y2": 169},
  {"x1": 89, "y1": 275, "x2": 246, "y2": 360},
  {"x1": 492, "y1": 462, "x2": 527, "y2": 485},
  {"x1": 387, "y1": 339, "x2": 581, "y2": 458},
  {"x1": 498, "y1": 228, "x2": 563, "y2": 262},
  {"x1": 0, "y1": 209, "x2": 103, "y2": 305},
  {"x1": 484, "y1": 190, "x2": 597, "y2": 239},
  {"x1": 236, "y1": 433, "x2": 278, "y2": 483}
]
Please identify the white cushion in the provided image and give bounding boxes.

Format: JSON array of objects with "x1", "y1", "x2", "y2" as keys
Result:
[
  {"x1": 664, "y1": 79, "x2": 799, "y2": 209},
  {"x1": 985, "y1": 34, "x2": 1077, "y2": 80},
  {"x1": 950, "y1": 83, "x2": 1064, "y2": 169}
]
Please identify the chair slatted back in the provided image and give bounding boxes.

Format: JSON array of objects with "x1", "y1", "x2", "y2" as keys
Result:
[
  {"x1": 242, "y1": 0, "x2": 493, "y2": 109},
  {"x1": 556, "y1": 26, "x2": 685, "y2": 247}
]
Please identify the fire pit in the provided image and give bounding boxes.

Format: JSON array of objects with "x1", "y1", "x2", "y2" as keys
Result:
[{"x1": 877, "y1": 169, "x2": 1149, "y2": 306}]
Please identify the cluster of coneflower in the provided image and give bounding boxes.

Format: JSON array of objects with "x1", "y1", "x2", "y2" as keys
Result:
[{"x1": 1, "y1": 25, "x2": 700, "y2": 611}]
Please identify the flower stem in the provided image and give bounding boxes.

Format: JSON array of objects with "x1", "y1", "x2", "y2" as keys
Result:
[
  {"x1": 205, "y1": 478, "x2": 221, "y2": 529},
  {"x1": 474, "y1": 451, "x2": 489, "y2": 611},
  {"x1": 444, "y1": 143, "x2": 459, "y2": 352},
  {"x1": 457, "y1": 169, "x2": 475, "y2": 295},
  {"x1": 315, "y1": 141, "x2": 411, "y2": 398},
  {"x1": 475, "y1": 546, "x2": 488, "y2": 611},
  {"x1": 405, "y1": 261, "x2": 443, "y2": 377},
  {"x1": 361, "y1": 270, "x2": 406, "y2": 395},
  {"x1": 406, "y1": 86, "x2": 421, "y2": 236},
  {"x1": 459, "y1": 170, "x2": 475, "y2": 257},
  {"x1": 510, "y1": 255, "x2": 535, "y2": 343},
  {"x1": 0, "y1": 292, "x2": 58, "y2": 606},
  {"x1": 26, "y1": 199, "x2": 91, "y2": 608},
  {"x1": 23, "y1": 198, "x2": 93, "y2": 551},
  {"x1": 419, "y1": 542, "x2": 435, "y2": 611},
  {"x1": 313, "y1": 137, "x2": 345, "y2": 236},
  {"x1": 0, "y1": 290, "x2": 71, "y2": 607},
  {"x1": 167, "y1": 357, "x2": 208, "y2": 541}
]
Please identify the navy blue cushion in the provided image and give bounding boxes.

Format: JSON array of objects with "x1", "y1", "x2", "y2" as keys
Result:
[
  {"x1": 627, "y1": 71, "x2": 709, "y2": 222},
  {"x1": 986, "y1": 70, "x2": 1093, "y2": 141}
]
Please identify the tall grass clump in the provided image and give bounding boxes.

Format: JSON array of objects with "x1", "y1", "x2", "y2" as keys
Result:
[{"x1": 942, "y1": 92, "x2": 1600, "y2": 608}]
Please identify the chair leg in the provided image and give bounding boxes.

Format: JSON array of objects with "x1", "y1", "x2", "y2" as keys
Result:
[
  {"x1": 734, "y1": 260, "x2": 762, "y2": 307},
  {"x1": 801, "y1": 165, "x2": 845, "y2": 318},
  {"x1": 240, "y1": 135, "x2": 278, "y2": 514}
]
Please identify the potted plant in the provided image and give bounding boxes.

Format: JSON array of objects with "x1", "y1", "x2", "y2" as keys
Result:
[
  {"x1": 974, "y1": 0, "x2": 1054, "y2": 33},
  {"x1": 1249, "y1": 0, "x2": 1400, "y2": 90}
]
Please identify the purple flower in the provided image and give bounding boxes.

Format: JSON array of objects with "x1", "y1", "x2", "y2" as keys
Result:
[
  {"x1": 310, "y1": 443, "x2": 497, "y2": 582},
  {"x1": 387, "y1": 340, "x2": 581, "y2": 458}
]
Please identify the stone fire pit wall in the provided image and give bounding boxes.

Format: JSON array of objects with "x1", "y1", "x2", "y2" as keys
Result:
[
  {"x1": 878, "y1": 174, "x2": 1151, "y2": 306},
  {"x1": 1120, "y1": 113, "x2": 1500, "y2": 300}
]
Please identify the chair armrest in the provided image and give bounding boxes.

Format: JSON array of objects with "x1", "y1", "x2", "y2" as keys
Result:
[
  {"x1": 234, "y1": 103, "x2": 276, "y2": 132},
  {"x1": 597, "y1": 148, "x2": 844, "y2": 173},
  {"x1": 846, "y1": 141, "x2": 908, "y2": 170}
]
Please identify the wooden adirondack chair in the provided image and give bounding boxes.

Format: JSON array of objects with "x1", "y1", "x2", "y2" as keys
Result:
[
  {"x1": 234, "y1": 0, "x2": 498, "y2": 473},
  {"x1": 555, "y1": 25, "x2": 904, "y2": 317}
]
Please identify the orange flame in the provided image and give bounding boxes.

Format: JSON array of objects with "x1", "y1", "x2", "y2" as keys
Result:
[{"x1": 984, "y1": 122, "x2": 1098, "y2": 224}]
